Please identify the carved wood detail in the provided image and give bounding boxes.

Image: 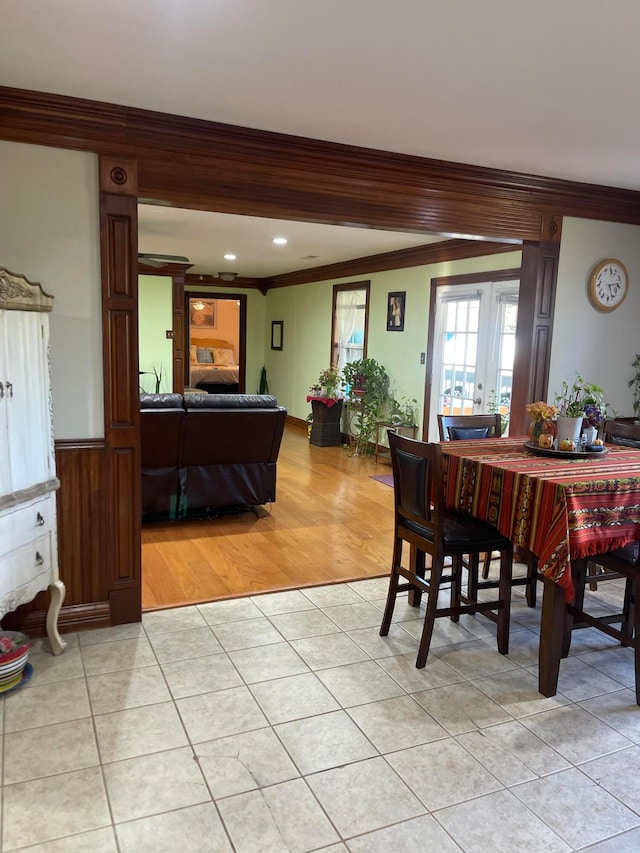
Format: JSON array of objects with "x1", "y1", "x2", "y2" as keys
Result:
[
  {"x1": 172, "y1": 275, "x2": 185, "y2": 394},
  {"x1": 100, "y1": 190, "x2": 141, "y2": 624},
  {"x1": 99, "y1": 156, "x2": 138, "y2": 196}
]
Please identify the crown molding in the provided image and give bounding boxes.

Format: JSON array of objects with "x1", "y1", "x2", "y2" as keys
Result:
[{"x1": 2, "y1": 86, "x2": 640, "y2": 242}]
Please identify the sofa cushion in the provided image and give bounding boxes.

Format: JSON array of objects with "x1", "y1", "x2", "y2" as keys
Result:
[
  {"x1": 185, "y1": 394, "x2": 279, "y2": 410},
  {"x1": 140, "y1": 393, "x2": 185, "y2": 410}
]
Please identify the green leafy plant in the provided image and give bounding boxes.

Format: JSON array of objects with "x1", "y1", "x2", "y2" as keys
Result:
[
  {"x1": 389, "y1": 395, "x2": 418, "y2": 427},
  {"x1": 629, "y1": 354, "x2": 640, "y2": 420},
  {"x1": 310, "y1": 365, "x2": 341, "y2": 399},
  {"x1": 140, "y1": 364, "x2": 163, "y2": 394},
  {"x1": 259, "y1": 365, "x2": 269, "y2": 394},
  {"x1": 554, "y1": 373, "x2": 609, "y2": 420},
  {"x1": 341, "y1": 358, "x2": 390, "y2": 455}
]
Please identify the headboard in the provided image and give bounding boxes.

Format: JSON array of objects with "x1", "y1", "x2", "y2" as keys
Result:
[{"x1": 191, "y1": 337, "x2": 233, "y2": 350}]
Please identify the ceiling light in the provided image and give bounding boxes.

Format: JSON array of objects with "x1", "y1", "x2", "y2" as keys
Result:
[
  {"x1": 272, "y1": 237, "x2": 288, "y2": 245},
  {"x1": 224, "y1": 253, "x2": 237, "y2": 261},
  {"x1": 217, "y1": 271, "x2": 238, "y2": 282}
]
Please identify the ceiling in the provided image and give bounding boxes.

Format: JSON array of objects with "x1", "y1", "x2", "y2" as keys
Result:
[
  {"x1": 3, "y1": 1, "x2": 639, "y2": 276},
  {"x1": 138, "y1": 205, "x2": 446, "y2": 278}
]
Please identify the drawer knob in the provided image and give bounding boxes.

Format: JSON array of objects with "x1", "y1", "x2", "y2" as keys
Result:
[
  {"x1": 36, "y1": 512, "x2": 45, "y2": 527},
  {"x1": 35, "y1": 552, "x2": 44, "y2": 566}
]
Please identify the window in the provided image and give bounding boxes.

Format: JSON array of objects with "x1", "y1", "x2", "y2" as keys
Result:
[{"x1": 331, "y1": 281, "x2": 370, "y2": 373}]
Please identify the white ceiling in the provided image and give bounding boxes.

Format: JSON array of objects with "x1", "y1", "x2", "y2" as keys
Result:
[
  {"x1": 4, "y1": 0, "x2": 639, "y2": 275},
  {"x1": 138, "y1": 205, "x2": 445, "y2": 277}
]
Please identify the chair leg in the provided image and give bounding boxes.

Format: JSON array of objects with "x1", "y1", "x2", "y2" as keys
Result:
[
  {"x1": 380, "y1": 539, "x2": 402, "y2": 636},
  {"x1": 467, "y1": 552, "x2": 479, "y2": 603},
  {"x1": 496, "y1": 547, "x2": 512, "y2": 655},
  {"x1": 525, "y1": 553, "x2": 538, "y2": 608},
  {"x1": 416, "y1": 558, "x2": 443, "y2": 669},
  {"x1": 633, "y1": 577, "x2": 640, "y2": 706},
  {"x1": 587, "y1": 561, "x2": 599, "y2": 592},
  {"x1": 621, "y1": 577, "x2": 634, "y2": 645},
  {"x1": 408, "y1": 548, "x2": 426, "y2": 608},
  {"x1": 481, "y1": 551, "x2": 492, "y2": 579}
]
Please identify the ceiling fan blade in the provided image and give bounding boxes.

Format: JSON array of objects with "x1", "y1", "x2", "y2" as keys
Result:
[
  {"x1": 138, "y1": 256, "x2": 166, "y2": 268},
  {"x1": 138, "y1": 253, "x2": 190, "y2": 263}
]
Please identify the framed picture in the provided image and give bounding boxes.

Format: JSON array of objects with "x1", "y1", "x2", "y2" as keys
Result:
[
  {"x1": 271, "y1": 320, "x2": 284, "y2": 350},
  {"x1": 386, "y1": 291, "x2": 406, "y2": 332},
  {"x1": 189, "y1": 298, "x2": 216, "y2": 329}
]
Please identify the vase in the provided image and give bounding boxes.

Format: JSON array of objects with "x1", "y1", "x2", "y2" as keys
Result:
[
  {"x1": 529, "y1": 420, "x2": 544, "y2": 445},
  {"x1": 556, "y1": 415, "x2": 583, "y2": 445}
]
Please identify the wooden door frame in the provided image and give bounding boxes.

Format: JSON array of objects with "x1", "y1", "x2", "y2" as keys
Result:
[{"x1": 183, "y1": 290, "x2": 247, "y2": 392}]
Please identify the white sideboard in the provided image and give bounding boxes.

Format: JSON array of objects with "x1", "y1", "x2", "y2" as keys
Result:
[{"x1": 0, "y1": 269, "x2": 66, "y2": 654}]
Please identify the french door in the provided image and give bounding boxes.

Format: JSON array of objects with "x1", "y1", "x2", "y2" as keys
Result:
[{"x1": 429, "y1": 279, "x2": 519, "y2": 440}]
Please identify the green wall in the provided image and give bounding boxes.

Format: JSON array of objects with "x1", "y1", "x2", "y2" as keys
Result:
[
  {"x1": 264, "y1": 251, "x2": 522, "y2": 424},
  {"x1": 139, "y1": 275, "x2": 173, "y2": 393}
]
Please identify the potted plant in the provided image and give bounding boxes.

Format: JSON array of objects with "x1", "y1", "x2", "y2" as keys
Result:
[
  {"x1": 554, "y1": 373, "x2": 609, "y2": 444},
  {"x1": 307, "y1": 365, "x2": 343, "y2": 446},
  {"x1": 389, "y1": 396, "x2": 418, "y2": 427},
  {"x1": 341, "y1": 358, "x2": 390, "y2": 455}
]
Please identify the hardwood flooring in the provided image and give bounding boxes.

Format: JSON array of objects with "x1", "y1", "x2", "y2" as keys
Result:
[{"x1": 141, "y1": 424, "x2": 395, "y2": 610}]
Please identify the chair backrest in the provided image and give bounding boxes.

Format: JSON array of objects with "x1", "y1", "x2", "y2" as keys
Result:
[
  {"x1": 601, "y1": 419, "x2": 640, "y2": 449},
  {"x1": 388, "y1": 431, "x2": 443, "y2": 548},
  {"x1": 437, "y1": 413, "x2": 502, "y2": 441}
]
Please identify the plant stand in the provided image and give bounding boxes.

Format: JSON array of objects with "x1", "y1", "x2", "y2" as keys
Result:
[
  {"x1": 307, "y1": 397, "x2": 343, "y2": 447},
  {"x1": 374, "y1": 421, "x2": 418, "y2": 464}
]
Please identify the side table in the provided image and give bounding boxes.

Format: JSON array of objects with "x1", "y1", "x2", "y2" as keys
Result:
[
  {"x1": 306, "y1": 396, "x2": 344, "y2": 447},
  {"x1": 374, "y1": 421, "x2": 418, "y2": 464}
]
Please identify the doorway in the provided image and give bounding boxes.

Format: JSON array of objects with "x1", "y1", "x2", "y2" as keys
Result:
[
  {"x1": 184, "y1": 291, "x2": 247, "y2": 393},
  {"x1": 427, "y1": 270, "x2": 520, "y2": 440}
]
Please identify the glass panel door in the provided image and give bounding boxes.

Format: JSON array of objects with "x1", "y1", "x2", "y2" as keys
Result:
[{"x1": 429, "y1": 280, "x2": 519, "y2": 439}]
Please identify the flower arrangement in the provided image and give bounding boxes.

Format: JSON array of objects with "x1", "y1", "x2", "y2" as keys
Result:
[
  {"x1": 526, "y1": 401, "x2": 557, "y2": 422},
  {"x1": 309, "y1": 365, "x2": 341, "y2": 399},
  {"x1": 583, "y1": 403, "x2": 604, "y2": 429}
]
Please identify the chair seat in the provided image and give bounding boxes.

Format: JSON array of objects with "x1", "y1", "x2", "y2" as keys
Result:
[{"x1": 403, "y1": 511, "x2": 512, "y2": 550}]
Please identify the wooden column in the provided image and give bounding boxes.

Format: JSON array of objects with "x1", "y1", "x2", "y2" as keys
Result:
[
  {"x1": 510, "y1": 214, "x2": 562, "y2": 435},
  {"x1": 99, "y1": 157, "x2": 141, "y2": 624}
]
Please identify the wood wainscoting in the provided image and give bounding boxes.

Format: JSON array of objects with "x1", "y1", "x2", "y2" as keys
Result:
[{"x1": 2, "y1": 439, "x2": 112, "y2": 637}]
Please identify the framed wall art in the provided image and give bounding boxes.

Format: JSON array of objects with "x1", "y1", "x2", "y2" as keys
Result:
[{"x1": 386, "y1": 291, "x2": 405, "y2": 331}]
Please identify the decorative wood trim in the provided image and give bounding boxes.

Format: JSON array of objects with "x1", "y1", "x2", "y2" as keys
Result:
[
  {"x1": 424, "y1": 268, "x2": 522, "y2": 439},
  {"x1": 184, "y1": 273, "x2": 263, "y2": 291},
  {"x1": 5, "y1": 601, "x2": 112, "y2": 638},
  {"x1": 99, "y1": 156, "x2": 138, "y2": 196},
  {"x1": 172, "y1": 274, "x2": 185, "y2": 394},
  {"x1": 3, "y1": 88, "x2": 640, "y2": 241},
  {"x1": 262, "y1": 240, "x2": 516, "y2": 291},
  {"x1": 0, "y1": 268, "x2": 54, "y2": 311},
  {"x1": 100, "y1": 189, "x2": 141, "y2": 624},
  {"x1": 0, "y1": 478, "x2": 60, "y2": 512},
  {"x1": 510, "y1": 216, "x2": 562, "y2": 434}
]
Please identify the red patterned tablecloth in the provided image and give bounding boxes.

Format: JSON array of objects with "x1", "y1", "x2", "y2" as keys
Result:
[{"x1": 441, "y1": 437, "x2": 640, "y2": 600}]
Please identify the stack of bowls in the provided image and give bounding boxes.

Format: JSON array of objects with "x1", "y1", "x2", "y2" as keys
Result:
[{"x1": 0, "y1": 631, "x2": 30, "y2": 693}]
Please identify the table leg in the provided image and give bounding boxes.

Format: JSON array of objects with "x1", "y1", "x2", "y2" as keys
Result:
[
  {"x1": 408, "y1": 545, "x2": 425, "y2": 607},
  {"x1": 538, "y1": 576, "x2": 567, "y2": 697}
]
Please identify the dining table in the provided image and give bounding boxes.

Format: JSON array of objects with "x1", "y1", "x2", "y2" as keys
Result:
[{"x1": 440, "y1": 436, "x2": 640, "y2": 697}]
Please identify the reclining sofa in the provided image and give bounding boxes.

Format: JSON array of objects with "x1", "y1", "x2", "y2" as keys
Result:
[{"x1": 140, "y1": 393, "x2": 287, "y2": 518}]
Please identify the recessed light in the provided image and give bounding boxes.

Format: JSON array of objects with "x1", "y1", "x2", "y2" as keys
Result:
[
  {"x1": 224, "y1": 253, "x2": 237, "y2": 261},
  {"x1": 272, "y1": 237, "x2": 288, "y2": 245}
]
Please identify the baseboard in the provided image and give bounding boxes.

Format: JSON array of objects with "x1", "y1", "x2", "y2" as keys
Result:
[{"x1": 5, "y1": 601, "x2": 112, "y2": 637}]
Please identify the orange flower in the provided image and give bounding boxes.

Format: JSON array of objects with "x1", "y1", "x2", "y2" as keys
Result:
[{"x1": 526, "y1": 401, "x2": 558, "y2": 422}]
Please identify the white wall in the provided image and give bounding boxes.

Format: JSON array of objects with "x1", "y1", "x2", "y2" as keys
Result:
[
  {"x1": 0, "y1": 141, "x2": 103, "y2": 439},
  {"x1": 550, "y1": 218, "x2": 640, "y2": 416}
]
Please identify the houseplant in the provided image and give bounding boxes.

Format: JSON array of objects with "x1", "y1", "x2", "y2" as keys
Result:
[
  {"x1": 554, "y1": 373, "x2": 609, "y2": 444},
  {"x1": 341, "y1": 357, "x2": 390, "y2": 455},
  {"x1": 629, "y1": 354, "x2": 640, "y2": 422},
  {"x1": 389, "y1": 395, "x2": 418, "y2": 427},
  {"x1": 307, "y1": 365, "x2": 343, "y2": 446}
]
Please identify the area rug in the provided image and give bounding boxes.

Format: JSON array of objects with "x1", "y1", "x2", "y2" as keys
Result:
[{"x1": 369, "y1": 473, "x2": 393, "y2": 487}]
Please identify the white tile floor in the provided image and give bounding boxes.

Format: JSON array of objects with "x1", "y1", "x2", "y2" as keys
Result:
[{"x1": 3, "y1": 575, "x2": 640, "y2": 852}]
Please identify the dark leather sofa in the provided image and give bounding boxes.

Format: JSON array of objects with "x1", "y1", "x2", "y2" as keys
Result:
[{"x1": 140, "y1": 393, "x2": 287, "y2": 518}]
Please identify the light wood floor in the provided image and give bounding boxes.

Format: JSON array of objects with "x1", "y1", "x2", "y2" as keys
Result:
[{"x1": 141, "y1": 424, "x2": 395, "y2": 610}]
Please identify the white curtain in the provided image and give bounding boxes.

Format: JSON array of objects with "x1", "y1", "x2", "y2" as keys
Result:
[{"x1": 335, "y1": 289, "x2": 363, "y2": 373}]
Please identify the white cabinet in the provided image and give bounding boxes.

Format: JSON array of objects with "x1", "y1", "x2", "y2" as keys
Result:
[{"x1": 0, "y1": 270, "x2": 65, "y2": 655}]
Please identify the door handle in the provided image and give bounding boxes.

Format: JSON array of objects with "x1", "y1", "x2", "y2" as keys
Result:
[{"x1": 474, "y1": 397, "x2": 482, "y2": 405}]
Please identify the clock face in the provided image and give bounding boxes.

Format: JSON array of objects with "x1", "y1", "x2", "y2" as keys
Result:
[{"x1": 589, "y1": 259, "x2": 629, "y2": 312}]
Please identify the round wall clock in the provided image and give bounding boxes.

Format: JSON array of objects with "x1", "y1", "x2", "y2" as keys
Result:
[{"x1": 588, "y1": 258, "x2": 629, "y2": 312}]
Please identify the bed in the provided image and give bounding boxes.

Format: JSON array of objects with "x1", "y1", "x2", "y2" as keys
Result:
[{"x1": 190, "y1": 337, "x2": 240, "y2": 393}]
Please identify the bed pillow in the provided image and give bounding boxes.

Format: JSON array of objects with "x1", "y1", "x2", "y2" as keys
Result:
[
  {"x1": 196, "y1": 346, "x2": 214, "y2": 363},
  {"x1": 190, "y1": 345, "x2": 197, "y2": 364},
  {"x1": 213, "y1": 347, "x2": 235, "y2": 365}
]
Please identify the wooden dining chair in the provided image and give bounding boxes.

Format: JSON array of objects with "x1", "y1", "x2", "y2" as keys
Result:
[
  {"x1": 379, "y1": 432, "x2": 513, "y2": 668},
  {"x1": 587, "y1": 419, "x2": 640, "y2": 590},
  {"x1": 437, "y1": 413, "x2": 502, "y2": 442},
  {"x1": 566, "y1": 551, "x2": 640, "y2": 704}
]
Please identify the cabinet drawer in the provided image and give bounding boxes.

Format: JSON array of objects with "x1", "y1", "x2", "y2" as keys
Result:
[
  {"x1": 0, "y1": 493, "x2": 55, "y2": 557},
  {"x1": 0, "y1": 532, "x2": 53, "y2": 605}
]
